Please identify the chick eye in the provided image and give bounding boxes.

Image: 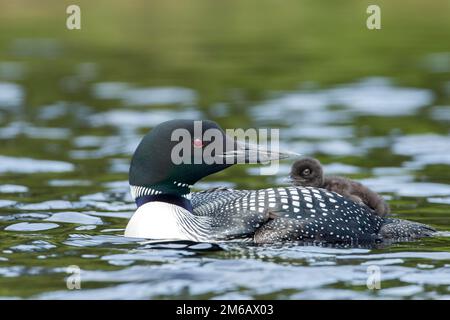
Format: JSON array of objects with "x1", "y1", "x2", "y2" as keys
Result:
[
  {"x1": 193, "y1": 138, "x2": 204, "y2": 148},
  {"x1": 302, "y1": 168, "x2": 311, "y2": 176}
]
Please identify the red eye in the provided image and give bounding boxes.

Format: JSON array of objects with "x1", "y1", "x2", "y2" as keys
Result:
[{"x1": 193, "y1": 138, "x2": 204, "y2": 148}]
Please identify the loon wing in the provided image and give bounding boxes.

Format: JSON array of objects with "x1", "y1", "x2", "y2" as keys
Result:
[
  {"x1": 254, "y1": 217, "x2": 381, "y2": 244},
  {"x1": 253, "y1": 215, "x2": 436, "y2": 244},
  {"x1": 254, "y1": 217, "x2": 314, "y2": 243}
]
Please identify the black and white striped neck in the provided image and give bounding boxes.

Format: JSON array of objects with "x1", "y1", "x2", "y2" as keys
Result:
[{"x1": 130, "y1": 182, "x2": 193, "y2": 212}]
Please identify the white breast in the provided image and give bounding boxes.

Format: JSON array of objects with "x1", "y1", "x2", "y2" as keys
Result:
[{"x1": 124, "y1": 202, "x2": 194, "y2": 240}]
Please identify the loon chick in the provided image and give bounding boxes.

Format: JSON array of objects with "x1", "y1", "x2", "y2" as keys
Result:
[
  {"x1": 124, "y1": 119, "x2": 435, "y2": 244},
  {"x1": 290, "y1": 157, "x2": 390, "y2": 217}
]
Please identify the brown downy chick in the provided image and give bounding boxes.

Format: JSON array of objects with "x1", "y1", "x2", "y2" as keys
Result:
[{"x1": 290, "y1": 157, "x2": 390, "y2": 217}]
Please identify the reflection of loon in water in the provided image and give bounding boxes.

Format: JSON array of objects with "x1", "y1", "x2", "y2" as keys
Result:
[
  {"x1": 290, "y1": 157, "x2": 390, "y2": 217},
  {"x1": 124, "y1": 120, "x2": 436, "y2": 244}
]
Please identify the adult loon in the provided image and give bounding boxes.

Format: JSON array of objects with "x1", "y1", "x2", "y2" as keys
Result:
[{"x1": 124, "y1": 119, "x2": 435, "y2": 244}]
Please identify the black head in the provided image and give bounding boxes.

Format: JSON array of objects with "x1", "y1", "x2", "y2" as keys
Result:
[
  {"x1": 129, "y1": 119, "x2": 293, "y2": 196},
  {"x1": 290, "y1": 157, "x2": 324, "y2": 187}
]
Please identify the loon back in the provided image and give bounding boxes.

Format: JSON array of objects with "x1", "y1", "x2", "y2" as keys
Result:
[{"x1": 189, "y1": 186, "x2": 384, "y2": 243}]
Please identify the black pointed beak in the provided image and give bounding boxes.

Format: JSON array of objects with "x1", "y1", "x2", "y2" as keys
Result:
[{"x1": 220, "y1": 136, "x2": 300, "y2": 164}]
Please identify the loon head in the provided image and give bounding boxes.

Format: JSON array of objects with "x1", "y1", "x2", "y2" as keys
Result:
[{"x1": 129, "y1": 119, "x2": 292, "y2": 197}]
